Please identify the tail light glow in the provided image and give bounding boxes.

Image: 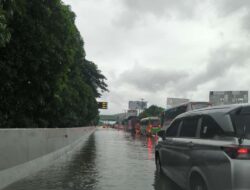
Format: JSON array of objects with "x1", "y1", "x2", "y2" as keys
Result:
[
  {"x1": 223, "y1": 146, "x2": 250, "y2": 159},
  {"x1": 237, "y1": 148, "x2": 249, "y2": 154}
]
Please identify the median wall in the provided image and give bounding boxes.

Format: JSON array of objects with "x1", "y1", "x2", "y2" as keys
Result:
[{"x1": 0, "y1": 127, "x2": 95, "y2": 189}]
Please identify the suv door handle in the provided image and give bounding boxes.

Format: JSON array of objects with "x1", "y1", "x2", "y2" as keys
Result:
[
  {"x1": 187, "y1": 142, "x2": 194, "y2": 148},
  {"x1": 164, "y1": 139, "x2": 173, "y2": 145}
]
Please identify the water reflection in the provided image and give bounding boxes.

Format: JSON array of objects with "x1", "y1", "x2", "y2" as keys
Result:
[
  {"x1": 4, "y1": 129, "x2": 182, "y2": 190},
  {"x1": 153, "y1": 171, "x2": 182, "y2": 190},
  {"x1": 61, "y1": 134, "x2": 98, "y2": 190},
  {"x1": 4, "y1": 134, "x2": 98, "y2": 190}
]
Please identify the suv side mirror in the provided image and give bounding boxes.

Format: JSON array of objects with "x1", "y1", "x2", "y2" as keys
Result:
[{"x1": 157, "y1": 130, "x2": 166, "y2": 140}]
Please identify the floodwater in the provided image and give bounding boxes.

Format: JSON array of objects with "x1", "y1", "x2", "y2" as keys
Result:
[{"x1": 4, "y1": 128, "x2": 182, "y2": 190}]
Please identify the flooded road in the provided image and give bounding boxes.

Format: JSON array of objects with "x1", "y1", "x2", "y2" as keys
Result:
[{"x1": 4, "y1": 129, "x2": 182, "y2": 190}]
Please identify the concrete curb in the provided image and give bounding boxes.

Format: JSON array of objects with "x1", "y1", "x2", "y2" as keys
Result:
[{"x1": 0, "y1": 127, "x2": 95, "y2": 190}]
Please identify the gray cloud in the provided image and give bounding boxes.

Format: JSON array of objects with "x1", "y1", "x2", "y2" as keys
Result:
[
  {"x1": 117, "y1": 0, "x2": 250, "y2": 31},
  {"x1": 214, "y1": 0, "x2": 250, "y2": 16},
  {"x1": 177, "y1": 45, "x2": 250, "y2": 92},
  {"x1": 202, "y1": 45, "x2": 249, "y2": 79},
  {"x1": 214, "y1": 0, "x2": 250, "y2": 31},
  {"x1": 63, "y1": 0, "x2": 250, "y2": 114},
  {"x1": 242, "y1": 12, "x2": 250, "y2": 31},
  {"x1": 115, "y1": 0, "x2": 202, "y2": 28},
  {"x1": 117, "y1": 64, "x2": 188, "y2": 92},
  {"x1": 117, "y1": 45, "x2": 250, "y2": 97},
  {"x1": 123, "y1": 0, "x2": 196, "y2": 17}
]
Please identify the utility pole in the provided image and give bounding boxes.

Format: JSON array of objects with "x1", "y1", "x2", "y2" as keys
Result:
[
  {"x1": 139, "y1": 98, "x2": 144, "y2": 115},
  {"x1": 123, "y1": 109, "x2": 127, "y2": 119}
]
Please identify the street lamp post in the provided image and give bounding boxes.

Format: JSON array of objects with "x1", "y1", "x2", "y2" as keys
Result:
[
  {"x1": 138, "y1": 98, "x2": 144, "y2": 115},
  {"x1": 123, "y1": 109, "x2": 127, "y2": 119}
]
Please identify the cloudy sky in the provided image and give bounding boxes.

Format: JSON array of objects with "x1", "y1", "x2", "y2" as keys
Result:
[{"x1": 63, "y1": 0, "x2": 250, "y2": 114}]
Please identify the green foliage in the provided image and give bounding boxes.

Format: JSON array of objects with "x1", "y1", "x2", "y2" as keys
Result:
[
  {"x1": 0, "y1": 0, "x2": 107, "y2": 128},
  {"x1": 139, "y1": 105, "x2": 164, "y2": 119},
  {"x1": 0, "y1": 0, "x2": 14, "y2": 47},
  {"x1": 83, "y1": 60, "x2": 108, "y2": 97}
]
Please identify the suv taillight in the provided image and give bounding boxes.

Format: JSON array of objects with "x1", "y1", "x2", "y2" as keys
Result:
[{"x1": 222, "y1": 147, "x2": 250, "y2": 159}]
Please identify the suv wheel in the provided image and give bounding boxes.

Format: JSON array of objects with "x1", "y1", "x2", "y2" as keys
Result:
[{"x1": 190, "y1": 174, "x2": 207, "y2": 190}]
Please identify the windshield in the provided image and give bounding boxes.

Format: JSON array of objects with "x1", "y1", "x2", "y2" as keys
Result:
[
  {"x1": 1, "y1": 0, "x2": 250, "y2": 190},
  {"x1": 151, "y1": 119, "x2": 160, "y2": 126}
]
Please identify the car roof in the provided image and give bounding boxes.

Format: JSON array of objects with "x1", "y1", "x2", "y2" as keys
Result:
[
  {"x1": 172, "y1": 104, "x2": 250, "y2": 133},
  {"x1": 140, "y1": 116, "x2": 160, "y2": 121},
  {"x1": 164, "y1": 101, "x2": 211, "y2": 111},
  {"x1": 176, "y1": 104, "x2": 250, "y2": 118}
]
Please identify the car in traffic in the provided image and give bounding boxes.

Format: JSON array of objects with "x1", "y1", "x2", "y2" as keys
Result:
[
  {"x1": 155, "y1": 104, "x2": 250, "y2": 190},
  {"x1": 122, "y1": 116, "x2": 140, "y2": 134},
  {"x1": 140, "y1": 117, "x2": 161, "y2": 136}
]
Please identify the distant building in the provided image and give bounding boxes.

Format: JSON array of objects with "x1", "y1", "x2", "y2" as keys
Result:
[
  {"x1": 209, "y1": 91, "x2": 248, "y2": 106},
  {"x1": 127, "y1": 109, "x2": 138, "y2": 117},
  {"x1": 166, "y1": 97, "x2": 189, "y2": 108},
  {"x1": 128, "y1": 101, "x2": 147, "y2": 110},
  {"x1": 99, "y1": 113, "x2": 127, "y2": 124}
]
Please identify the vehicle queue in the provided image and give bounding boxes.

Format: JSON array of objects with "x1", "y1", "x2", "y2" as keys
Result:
[
  {"x1": 102, "y1": 101, "x2": 250, "y2": 190},
  {"x1": 120, "y1": 101, "x2": 211, "y2": 137},
  {"x1": 120, "y1": 101, "x2": 248, "y2": 190}
]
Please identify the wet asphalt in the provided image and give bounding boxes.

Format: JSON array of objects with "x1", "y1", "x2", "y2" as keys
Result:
[{"x1": 4, "y1": 128, "x2": 182, "y2": 190}]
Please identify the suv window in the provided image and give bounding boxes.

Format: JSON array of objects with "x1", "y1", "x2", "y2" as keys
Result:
[
  {"x1": 166, "y1": 108, "x2": 177, "y2": 120},
  {"x1": 179, "y1": 117, "x2": 199, "y2": 138},
  {"x1": 166, "y1": 120, "x2": 181, "y2": 137},
  {"x1": 231, "y1": 107, "x2": 250, "y2": 139},
  {"x1": 176, "y1": 105, "x2": 187, "y2": 115},
  {"x1": 200, "y1": 115, "x2": 224, "y2": 138}
]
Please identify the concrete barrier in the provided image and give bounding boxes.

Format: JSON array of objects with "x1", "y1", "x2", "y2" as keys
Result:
[{"x1": 0, "y1": 127, "x2": 95, "y2": 189}]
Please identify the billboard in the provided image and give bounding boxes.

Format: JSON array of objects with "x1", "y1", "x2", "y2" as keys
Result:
[
  {"x1": 209, "y1": 91, "x2": 248, "y2": 106},
  {"x1": 167, "y1": 97, "x2": 189, "y2": 107},
  {"x1": 128, "y1": 101, "x2": 147, "y2": 110}
]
